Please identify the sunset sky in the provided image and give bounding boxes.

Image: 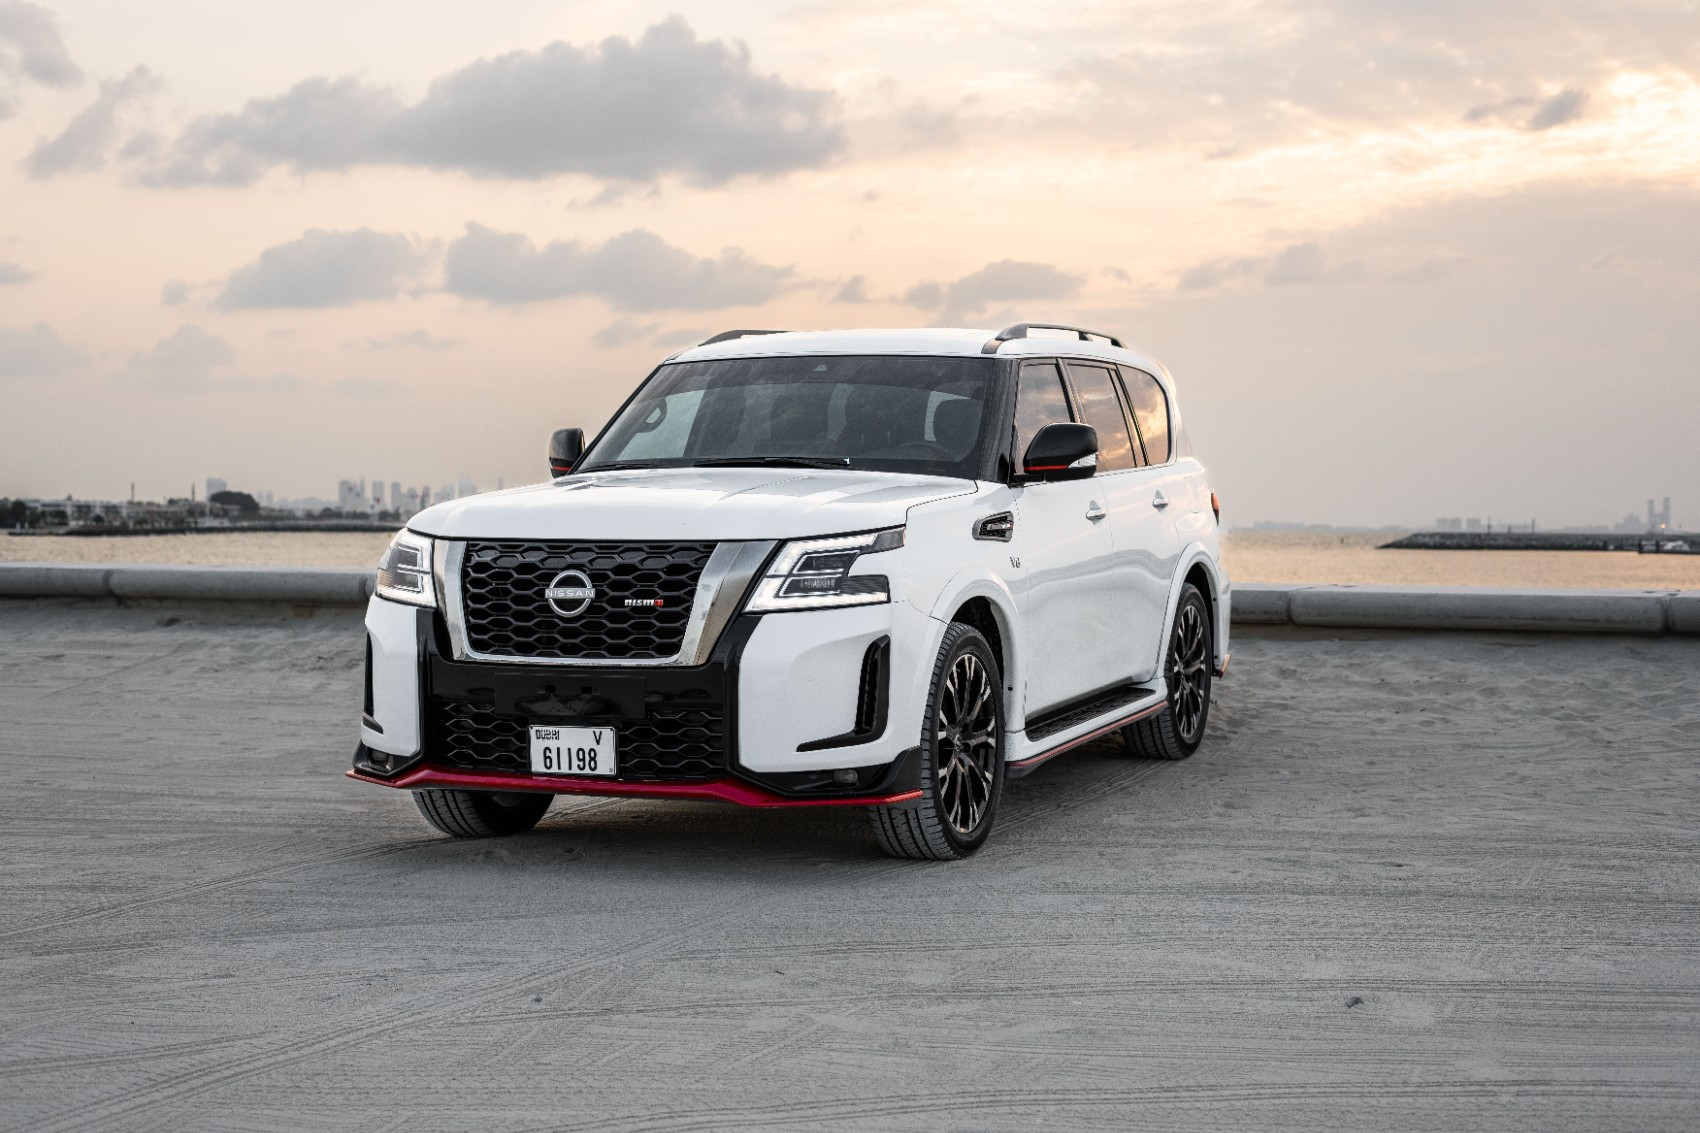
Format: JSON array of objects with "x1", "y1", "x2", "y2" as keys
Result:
[{"x1": 2, "y1": 0, "x2": 1697, "y2": 525}]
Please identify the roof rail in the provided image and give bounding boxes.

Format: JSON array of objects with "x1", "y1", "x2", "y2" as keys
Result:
[
  {"x1": 699, "y1": 329, "x2": 786, "y2": 347},
  {"x1": 981, "y1": 323, "x2": 1124, "y2": 354}
]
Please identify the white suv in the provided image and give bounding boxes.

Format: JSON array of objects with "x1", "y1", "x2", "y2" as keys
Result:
[{"x1": 351, "y1": 324, "x2": 1229, "y2": 859}]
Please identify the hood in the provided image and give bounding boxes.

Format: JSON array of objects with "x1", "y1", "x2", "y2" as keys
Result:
[{"x1": 408, "y1": 468, "x2": 979, "y2": 541}]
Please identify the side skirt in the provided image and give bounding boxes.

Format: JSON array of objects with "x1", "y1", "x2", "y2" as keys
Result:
[{"x1": 1004, "y1": 696, "x2": 1167, "y2": 780}]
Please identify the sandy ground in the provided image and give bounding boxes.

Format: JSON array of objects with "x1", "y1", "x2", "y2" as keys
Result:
[{"x1": 1, "y1": 601, "x2": 1696, "y2": 1132}]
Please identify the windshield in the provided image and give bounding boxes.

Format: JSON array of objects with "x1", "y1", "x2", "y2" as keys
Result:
[{"x1": 578, "y1": 355, "x2": 997, "y2": 479}]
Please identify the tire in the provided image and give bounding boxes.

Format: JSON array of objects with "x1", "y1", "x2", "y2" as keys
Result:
[
  {"x1": 1122, "y1": 583, "x2": 1213, "y2": 761},
  {"x1": 869, "y1": 623, "x2": 1005, "y2": 861},
  {"x1": 413, "y1": 788, "x2": 553, "y2": 838}
]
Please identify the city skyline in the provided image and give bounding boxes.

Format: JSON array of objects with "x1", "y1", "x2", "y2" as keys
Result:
[{"x1": 1, "y1": 2, "x2": 1697, "y2": 526}]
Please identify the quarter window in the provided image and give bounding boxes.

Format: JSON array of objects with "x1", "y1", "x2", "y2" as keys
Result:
[
  {"x1": 1014, "y1": 361, "x2": 1073, "y2": 459},
  {"x1": 1120, "y1": 368, "x2": 1171, "y2": 464},
  {"x1": 1064, "y1": 362, "x2": 1137, "y2": 472}
]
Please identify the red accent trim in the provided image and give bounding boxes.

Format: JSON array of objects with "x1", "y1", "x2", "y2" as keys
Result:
[
  {"x1": 1024, "y1": 463, "x2": 1068, "y2": 472},
  {"x1": 346, "y1": 765, "x2": 922, "y2": 809},
  {"x1": 1008, "y1": 700, "x2": 1166, "y2": 775}
]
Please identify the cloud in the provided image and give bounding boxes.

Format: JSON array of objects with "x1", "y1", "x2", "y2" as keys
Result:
[
  {"x1": 24, "y1": 65, "x2": 159, "y2": 177},
  {"x1": 1465, "y1": 88, "x2": 1590, "y2": 132},
  {"x1": 444, "y1": 224, "x2": 795, "y2": 311},
  {"x1": 215, "y1": 228, "x2": 430, "y2": 309},
  {"x1": 140, "y1": 76, "x2": 404, "y2": 187},
  {"x1": 1177, "y1": 242, "x2": 1360, "y2": 291},
  {"x1": 329, "y1": 376, "x2": 399, "y2": 398},
  {"x1": 0, "y1": 2, "x2": 80, "y2": 118},
  {"x1": 1030, "y1": 3, "x2": 1690, "y2": 155},
  {"x1": 0, "y1": 260, "x2": 32, "y2": 284},
  {"x1": 593, "y1": 319, "x2": 662, "y2": 348},
  {"x1": 1264, "y1": 242, "x2": 1329, "y2": 287},
  {"x1": 160, "y1": 278, "x2": 189, "y2": 305},
  {"x1": 902, "y1": 259, "x2": 1082, "y2": 320},
  {"x1": 140, "y1": 17, "x2": 842, "y2": 188},
  {"x1": 1526, "y1": 88, "x2": 1589, "y2": 131},
  {"x1": 0, "y1": 321, "x2": 84, "y2": 377},
  {"x1": 129, "y1": 324, "x2": 236, "y2": 374},
  {"x1": 354, "y1": 329, "x2": 457, "y2": 351},
  {"x1": 831, "y1": 274, "x2": 870, "y2": 303}
]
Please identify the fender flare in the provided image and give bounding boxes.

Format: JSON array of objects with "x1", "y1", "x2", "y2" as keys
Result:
[
  {"x1": 917, "y1": 567, "x2": 1027, "y2": 730},
  {"x1": 1154, "y1": 544, "x2": 1230, "y2": 675}
]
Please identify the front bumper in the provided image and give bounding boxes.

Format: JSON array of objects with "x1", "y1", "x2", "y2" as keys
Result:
[{"x1": 352, "y1": 601, "x2": 926, "y2": 807}]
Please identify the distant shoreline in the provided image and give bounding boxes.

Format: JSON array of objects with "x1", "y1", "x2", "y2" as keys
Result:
[
  {"x1": 1383, "y1": 531, "x2": 1696, "y2": 553},
  {"x1": 9, "y1": 524, "x2": 402, "y2": 537}
]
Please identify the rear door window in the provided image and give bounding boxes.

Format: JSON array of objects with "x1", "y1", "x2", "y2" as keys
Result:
[
  {"x1": 1013, "y1": 360, "x2": 1074, "y2": 459},
  {"x1": 1119, "y1": 368, "x2": 1171, "y2": 464},
  {"x1": 1063, "y1": 362, "x2": 1138, "y2": 472}
]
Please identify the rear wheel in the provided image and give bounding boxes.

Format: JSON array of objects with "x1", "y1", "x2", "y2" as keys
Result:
[
  {"x1": 413, "y1": 789, "x2": 553, "y2": 838},
  {"x1": 1122, "y1": 583, "x2": 1212, "y2": 760},
  {"x1": 869, "y1": 623, "x2": 1005, "y2": 860}
]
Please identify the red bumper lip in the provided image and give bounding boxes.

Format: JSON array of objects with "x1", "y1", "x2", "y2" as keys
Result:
[{"x1": 346, "y1": 765, "x2": 922, "y2": 809}]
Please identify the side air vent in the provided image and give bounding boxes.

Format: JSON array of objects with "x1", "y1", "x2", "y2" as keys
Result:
[
  {"x1": 974, "y1": 512, "x2": 1015, "y2": 542},
  {"x1": 797, "y1": 637, "x2": 891, "y2": 752}
]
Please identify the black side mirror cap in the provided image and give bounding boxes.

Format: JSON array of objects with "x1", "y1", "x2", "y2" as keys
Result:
[
  {"x1": 549, "y1": 428, "x2": 585, "y2": 477},
  {"x1": 1021, "y1": 422, "x2": 1099, "y2": 481}
]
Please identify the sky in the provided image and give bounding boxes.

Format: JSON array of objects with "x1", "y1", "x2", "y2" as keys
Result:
[{"x1": 1, "y1": 0, "x2": 1697, "y2": 526}]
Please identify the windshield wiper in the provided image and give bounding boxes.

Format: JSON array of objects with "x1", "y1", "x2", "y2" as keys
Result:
[
  {"x1": 693, "y1": 456, "x2": 852, "y2": 469},
  {"x1": 576, "y1": 461, "x2": 666, "y2": 472}
]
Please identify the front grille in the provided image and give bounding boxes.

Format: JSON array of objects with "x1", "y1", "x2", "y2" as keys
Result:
[
  {"x1": 432, "y1": 700, "x2": 728, "y2": 781},
  {"x1": 460, "y1": 541, "x2": 715, "y2": 660}
]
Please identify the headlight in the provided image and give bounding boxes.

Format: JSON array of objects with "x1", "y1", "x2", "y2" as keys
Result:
[
  {"x1": 746, "y1": 527, "x2": 904, "y2": 613},
  {"x1": 376, "y1": 529, "x2": 436, "y2": 607}
]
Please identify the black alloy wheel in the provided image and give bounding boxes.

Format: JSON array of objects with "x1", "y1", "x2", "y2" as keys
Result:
[
  {"x1": 869, "y1": 622, "x2": 1005, "y2": 860},
  {"x1": 1121, "y1": 582, "x2": 1213, "y2": 761},
  {"x1": 413, "y1": 788, "x2": 553, "y2": 837}
]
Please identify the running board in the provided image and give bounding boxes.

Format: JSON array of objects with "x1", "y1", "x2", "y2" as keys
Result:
[
  {"x1": 1024, "y1": 682, "x2": 1154, "y2": 742},
  {"x1": 1006, "y1": 694, "x2": 1167, "y2": 780}
]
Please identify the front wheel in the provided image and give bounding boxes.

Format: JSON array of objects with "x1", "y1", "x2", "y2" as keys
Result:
[
  {"x1": 413, "y1": 789, "x2": 553, "y2": 838},
  {"x1": 1122, "y1": 583, "x2": 1213, "y2": 760},
  {"x1": 869, "y1": 623, "x2": 1005, "y2": 860}
]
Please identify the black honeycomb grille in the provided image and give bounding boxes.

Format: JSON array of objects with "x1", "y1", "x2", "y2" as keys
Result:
[
  {"x1": 432, "y1": 700, "x2": 728, "y2": 781},
  {"x1": 460, "y1": 541, "x2": 715, "y2": 660}
]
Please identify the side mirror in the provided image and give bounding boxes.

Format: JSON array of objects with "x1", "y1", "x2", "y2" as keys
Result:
[
  {"x1": 1022, "y1": 423, "x2": 1098, "y2": 481},
  {"x1": 549, "y1": 428, "x2": 585, "y2": 477}
]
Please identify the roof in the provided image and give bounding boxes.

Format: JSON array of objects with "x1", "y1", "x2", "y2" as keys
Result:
[{"x1": 667, "y1": 327, "x2": 1171, "y2": 378}]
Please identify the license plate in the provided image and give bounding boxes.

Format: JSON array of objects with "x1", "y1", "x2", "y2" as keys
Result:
[{"x1": 529, "y1": 725, "x2": 617, "y2": 777}]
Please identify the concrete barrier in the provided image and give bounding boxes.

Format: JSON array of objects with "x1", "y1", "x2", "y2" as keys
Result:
[
  {"x1": 0, "y1": 563, "x2": 372, "y2": 605},
  {"x1": 1228, "y1": 583, "x2": 1300, "y2": 624},
  {"x1": 1669, "y1": 591, "x2": 1700, "y2": 635},
  {"x1": 1288, "y1": 585, "x2": 1671, "y2": 635},
  {"x1": 1, "y1": 563, "x2": 1697, "y2": 633},
  {"x1": 1234, "y1": 583, "x2": 1694, "y2": 636}
]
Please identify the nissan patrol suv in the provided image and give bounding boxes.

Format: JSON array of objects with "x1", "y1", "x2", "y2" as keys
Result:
[{"x1": 350, "y1": 324, "x2": 1229, "y2": 860}]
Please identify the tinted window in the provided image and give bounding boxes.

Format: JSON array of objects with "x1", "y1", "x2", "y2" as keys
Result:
[
  {"x1": 1013, "y1": 361, "x2": 1073, "y2": 459},
  {"x1": 1120, "y1": 368, "x2": 1171, "y2": 464},
  {"x1": 580, "y1": 355, "x2": 996, "y2": 479},
  {"x1": 1065, "y1": 362, "x2": 1137, "y2": 472}
]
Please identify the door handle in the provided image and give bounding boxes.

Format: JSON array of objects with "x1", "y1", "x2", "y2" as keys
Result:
[
  {"x1": 1151, "y1": 491, "x2": 1170, "y2": 510},
  {"x1": 1085, "y1": 502, "x2": 1107, "y2": 521}
]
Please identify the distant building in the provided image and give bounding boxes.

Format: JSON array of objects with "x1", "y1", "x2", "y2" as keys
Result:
[
  {"x1": 1648, "y1": 497, "x2": 1672, "y2": 530},
  {"x1": 1436, "y1": 517, "x2": 1463, "y2": 531},
  {"x1": 458, "y1": 476, "x2": 477, "y2": 498},
  {"x1": 337, "y1": 478, "x2": 366, "y2": 513},
  {"x1": 1464, "y1": 518, "x2": 1483, "y2": 532},
  {"x1": 206, "y1": 477, "x2": 228, "y2": 499}
]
